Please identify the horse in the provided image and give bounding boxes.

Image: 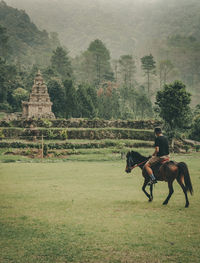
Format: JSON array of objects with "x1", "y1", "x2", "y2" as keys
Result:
[{"x1": 125, "y1": 151, "x2": 193, "y2": 207}]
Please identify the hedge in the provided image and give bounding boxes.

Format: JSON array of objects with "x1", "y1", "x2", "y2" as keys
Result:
[
  {"x1": 0, "y1": 140, "x2": 153, "y2": 150},
  {"x1": 0, "y1": 118, "x2": 162, "y2": 129},
  {"x1": 0, "y1": 128, "x2": 154, "y2": 141}
]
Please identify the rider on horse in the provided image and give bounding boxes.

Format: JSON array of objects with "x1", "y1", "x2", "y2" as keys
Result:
[{"x1": 144, "y1": 127, "x2": 170, "y2": 185}]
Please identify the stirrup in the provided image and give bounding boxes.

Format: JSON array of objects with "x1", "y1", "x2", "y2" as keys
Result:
[{"x1": 148, "y1": 180, "x2": 157, "y2": 186}]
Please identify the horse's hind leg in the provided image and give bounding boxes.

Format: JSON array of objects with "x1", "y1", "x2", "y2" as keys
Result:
[
  {"x1": 163, "y1": 180, "x2": 174, "y2": 205},
  {"x1": 142, "y1": 180, "x2": 152, "y2": 202},
  {"x1": 177, "y1": 176, "x2": 189, "y2": 208}
]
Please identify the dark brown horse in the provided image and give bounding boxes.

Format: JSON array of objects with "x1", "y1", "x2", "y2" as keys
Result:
[{"x1": 125, "y1": 151, "x2": 193, "y2": 207}]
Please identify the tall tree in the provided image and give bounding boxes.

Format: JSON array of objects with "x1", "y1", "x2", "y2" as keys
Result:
[
  {"x1": 0, "y1": 57, "x2": 17, "y2": 108},
  {"x1": 84, "y1": 39, "x2": 113, "y2": 86},
  {"x1": 141, "y1": 54, "x2": 156, "y2": 95},
  {"x1": 51, "y1": 47, "x2": 73, "y2": 79},
  {"x1": 63, "y1": 79, "x2": 77, "y2": 118},
  {"x1": 118, "y1": 55, "x2": 136, "y2": 88},
  {"x1": 47, "y1": 79, "x2": 66, "y2": 118},
  {"x1": 158, "y1": 60, "x2": 175, "y2": 88},
  {"x1": 156, "y1": 81, "x2": 191, "y2": 146},
  {"x1": 0, "y1": 25, "x2": 10, "y2": 60},
  {"x1": 76, "y1": 84, "x2": 97, "y2": 118}
]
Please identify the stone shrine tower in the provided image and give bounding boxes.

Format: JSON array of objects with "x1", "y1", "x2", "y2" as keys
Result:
[{"x1": 22, "y1": 71, "x2": 55, "y2": 119}]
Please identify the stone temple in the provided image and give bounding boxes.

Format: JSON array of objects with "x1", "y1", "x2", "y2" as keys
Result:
[{"x1": 22, "y1": 71, "x2": 55, "y2": 119}]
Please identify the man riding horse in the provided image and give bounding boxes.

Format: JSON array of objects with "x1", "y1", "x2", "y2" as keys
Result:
[{"x1": 144, "y1": 127, "x2": 169, "y2": 185}]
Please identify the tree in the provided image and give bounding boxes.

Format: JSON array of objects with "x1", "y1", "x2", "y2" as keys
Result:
[
  {"x1": 63, "y1": 79, "x2": 77, "y2": 118},
  {"x1": 0, "y1": 57, "x2": 17, "y2": 106},
  {"x1": 141, "y1": 54, "x2": 156, "y2": 95},
  {"x1": 0, "y1": 25, "x2": 10, "y2": 59},
  {"x1": 47, "y1": 79, "x2": 66, "y2": 118},
  {"x1": 158, "y1": 60, "x2": 175, "y2": 88},
  {"x1": 51, "y1": 47, "x2": 73, "y2": 79},
  {"x1": 97, "y1": 83, "x2": 121, "y2": 119},
  {"x1": 76, "y1": 84, "x2": 97, "y2": 118},
  {"x1": 118, "y1": 55, "x2": 136, "y2": 88},
  {"x1": 85, "y1": 39, "x2": 113, "y2": 86},
  {"x1": 11, "y1": 87, "x2": 28, "y2": 111},
  {"x1": 156, "y1": 81, "x2": 191, "y2": 145},
  {"x1": 189, "y1": 114, "x2": 200, "y2": 142}
]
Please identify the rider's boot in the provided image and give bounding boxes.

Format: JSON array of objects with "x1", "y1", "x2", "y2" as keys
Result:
[{"x1": 148, "y1": 173, "x2": 157, "y2": 185}]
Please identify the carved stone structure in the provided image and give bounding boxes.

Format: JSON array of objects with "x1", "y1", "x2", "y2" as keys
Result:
[{"x1": 22, "y1": 71, "x2": 55, "y2": 119}]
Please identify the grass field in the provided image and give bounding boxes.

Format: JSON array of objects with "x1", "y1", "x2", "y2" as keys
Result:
[{"x1": 0, "y1": 153, "x2": 200, "y2": 263}]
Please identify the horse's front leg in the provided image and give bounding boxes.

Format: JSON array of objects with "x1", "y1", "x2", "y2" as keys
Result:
[
  {"x1": 149, "y1": 184, "x2": 153, "y2": 202},
  {"x1": 163, "y1": 180, "x2": 174, "y2": 205},
  {"x1": 142, "y1": 179, "x2": 152, "y2": 202}
]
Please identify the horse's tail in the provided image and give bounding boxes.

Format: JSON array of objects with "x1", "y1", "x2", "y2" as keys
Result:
[{"x1": 177, "y1": 162, "x2": 193, "y2": 195}]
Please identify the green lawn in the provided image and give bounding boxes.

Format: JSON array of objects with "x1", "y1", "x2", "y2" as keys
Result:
[{"x1": 0, "y1": 154, "x2": 200, "y2": 263}]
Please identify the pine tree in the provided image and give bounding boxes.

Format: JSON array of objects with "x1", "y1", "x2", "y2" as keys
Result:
[{"x1": 141, "y1": 54, "x2": 156, "y2": 95}]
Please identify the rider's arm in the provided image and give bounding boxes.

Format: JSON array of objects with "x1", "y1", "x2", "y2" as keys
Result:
[{"x1": 152, "y1": 146, "x2": 159, "y2": 156}]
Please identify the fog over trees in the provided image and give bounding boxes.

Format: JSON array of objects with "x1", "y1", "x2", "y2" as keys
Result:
[{"x1": 1, "y1": 0, "x2": 200, "y2": 118}]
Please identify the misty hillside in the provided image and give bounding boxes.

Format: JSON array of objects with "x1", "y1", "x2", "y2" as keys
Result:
[
  {"x1": 0, "y1": 0, "x2": 60, "y2": 66},
  {"x1": 5, "y1": 0, "x2": 200, "y2": 58}
]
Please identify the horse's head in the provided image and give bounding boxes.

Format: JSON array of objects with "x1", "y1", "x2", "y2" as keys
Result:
[{"x1": 125, "y1": 151, "x2": 141, "y2": 173}]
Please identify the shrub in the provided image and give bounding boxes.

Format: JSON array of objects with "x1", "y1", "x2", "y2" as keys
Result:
[
  {"x1": 194, "y1": 145, "x2": 200, "y2": 152},
  {"x1": 0, "y1": 129, "x2": 5, "y2": 140},
  {"x1": 189, "y1": 115, "x2": 200, "y2": 141},
  {"x1": 183, "y1": 145, "x2": 190, "y2": 153},
  {"x1": 43, "y1": 144, "x2": 48, "y2": 157}
]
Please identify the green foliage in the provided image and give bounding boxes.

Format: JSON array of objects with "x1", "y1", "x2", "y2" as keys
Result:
[
  {"x1": 0, "y1": 128, "x2": 5, "y2": 139},
  {"x1": 0, "y1": 127, "x2": 154, "y2": 141},
  {"x1": 11, "y1": 87, "x2": 28, "y2": 111},
  {"x1": 183, "y1": 145, "x2": 190, "y2": 153},
  {"x1": 0, "y1": 2, "x2": 58, "y2": 67},
  {"x1": 0, "y1": 24, "x2": 10, "y2": 59},
  {"x1": 51, "y1": 47, "x2": 73, "y2": 79},
  {"x1": 118, "y1": 55, "x2": 136, "y2": 88},
  {"x1": 0, "y1": 57, "x2": 17, "y2": 105},
  {"x1": 158, "y1": 60, "x2": 175, "y2": 88},
  {"x1": 189, "y1": 115, "x2": 200, "y2": 141},
  {"x1": 156, "y1": 81, "x2": 191, "y2": 131},
  {"x1": 141, "y1": 54, "x2": 156, "y2": 94},
  {"x1": 43, "y1": 144, "x2": 48, "y2": 157},
  {"x1": 77, "y1": 39, "x2": 113, "y2": 87},
  {"x1": 194, "y1": 145, "x2": 200, "y2": 152},
  {"x1": 40, "y1": 119, "x2": 52, "y2": 128},
  {"x1": 59, "y1": 129, "x2": 68, "y2": 140},
  {"x1": 63, "y1": 79, "x2": 77, "y2": 118},
  {"x1": 76, "y1": 84, "x2": 97, "y2": 118},
  {"x1": 47, "y1": 79, "x2": 66, "y2": 118}
]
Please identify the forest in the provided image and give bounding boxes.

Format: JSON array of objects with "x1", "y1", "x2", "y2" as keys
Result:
[{"x1": 0, "y1": 0, "x2": 200, "y2": 131}]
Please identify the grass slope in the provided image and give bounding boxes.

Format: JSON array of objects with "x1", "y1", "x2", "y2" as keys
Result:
[{"x1": 0, "y1": 154, "x2": 200, "y2": 262}]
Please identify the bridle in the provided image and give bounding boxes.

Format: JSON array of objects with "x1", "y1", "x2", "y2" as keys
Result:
[
  {"x1": 130, "y1": 160, "x2": 147, "y2": 170},
  {"x1": 126, "y1": 154, "x2": 147, "y2": 172}
]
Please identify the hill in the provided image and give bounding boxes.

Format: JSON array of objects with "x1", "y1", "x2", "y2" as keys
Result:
[
  {"x1": 0, "y1": 0, "x2": 60, "y2": 67},
  {"x1": 4, "y1": 0, "x2": 200, "y2": 58}
]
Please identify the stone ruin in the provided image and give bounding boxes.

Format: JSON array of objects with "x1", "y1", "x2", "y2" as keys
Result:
[{"x1": 22, "y1": 71, "x2": 55, "y2": 119}]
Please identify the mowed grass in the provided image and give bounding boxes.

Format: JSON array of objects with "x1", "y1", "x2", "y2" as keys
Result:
[{"x1": 0, "y1": 154, "x2": 200, "y2": 263}]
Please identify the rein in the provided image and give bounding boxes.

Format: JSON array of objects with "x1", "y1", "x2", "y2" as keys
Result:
[{"x1": 131, "y1": 160, "x2": 147, "y2": 170}]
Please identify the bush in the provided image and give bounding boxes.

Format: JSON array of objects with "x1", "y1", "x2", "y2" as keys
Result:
[
  {"x1": 189, "y1": 115, "x2": 200, "y2": 141},
  {"x1": 194, "y1": 145, "x2": 200, "y2": 152},
  {"x1": 43, "y1": 144, "x2": 48, "y2": 157},
  {"x1": 0, "y1": 129, "x2": 5, "y2": 140},
  {"x1": 0, "y1": 118, "x2": 162, "y2": 129}
]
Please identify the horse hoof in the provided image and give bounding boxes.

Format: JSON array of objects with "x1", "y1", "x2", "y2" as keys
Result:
[
  {"x1": 163, "y1": 202, "x2": 168, "y2": 205},
  {"x1": 149, "y1": 197, "x2": 153, "y2": 202},
  {"x1": 185, "y1": 204, "x2": 189, "y2": 208}
]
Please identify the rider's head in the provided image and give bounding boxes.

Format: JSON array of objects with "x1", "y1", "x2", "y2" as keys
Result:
[{"x1": 154, "y1": 127, "x2": 162, "y2": 136}]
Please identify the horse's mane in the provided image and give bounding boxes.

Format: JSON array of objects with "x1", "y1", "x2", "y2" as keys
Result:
[{"x1": 130, "y1": 151, "x2": 150, "y2": 161}]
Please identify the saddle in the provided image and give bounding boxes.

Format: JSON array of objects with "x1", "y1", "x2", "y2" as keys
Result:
[{"x1": 160, "y1": 158, "x2": 170, "y2": 165}]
